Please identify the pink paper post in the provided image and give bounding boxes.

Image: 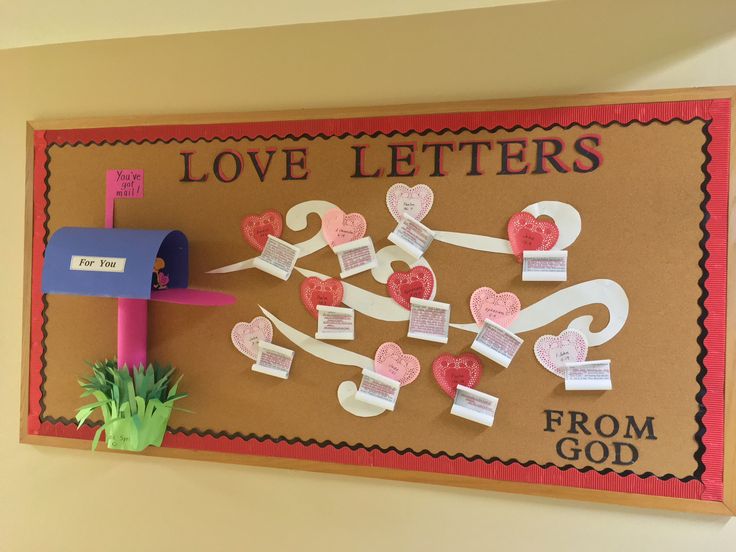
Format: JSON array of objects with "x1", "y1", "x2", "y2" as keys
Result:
[
  {"x1": 150, "y1": 288, "x2": 236, "y2": 306},
  {"x1": 105, "y1": 169, "x2": 144, "y2": 228},
  {"x1": 117, "y1": 298, "x2": 148, "y2": 371}
]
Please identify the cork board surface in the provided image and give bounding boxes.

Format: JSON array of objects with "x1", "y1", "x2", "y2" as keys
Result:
[{"x1": 26, "y1": 94, "x2": 732, "y2": 505}]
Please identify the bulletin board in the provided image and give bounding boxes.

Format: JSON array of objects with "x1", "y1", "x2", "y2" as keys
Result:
[{"x1": 21, "y1": 88, "x2": 736, "y2": 514}]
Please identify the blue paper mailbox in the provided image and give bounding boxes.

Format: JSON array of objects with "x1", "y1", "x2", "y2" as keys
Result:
[
  {"x1": 42, "y1": 227, "x2": 234, "y2": 369},
  {"x1": 43, "y1": 227, "x2": 188, "y2": 298}
]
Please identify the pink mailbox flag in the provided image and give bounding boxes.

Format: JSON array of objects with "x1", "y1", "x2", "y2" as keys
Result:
[{"x1": 105, "y1": 170, "x2": 144, "y2": 228}]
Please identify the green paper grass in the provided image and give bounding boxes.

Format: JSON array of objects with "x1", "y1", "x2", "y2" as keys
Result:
[{"x1": 76, "y1": 359, "x2": 188, "y2": 452}]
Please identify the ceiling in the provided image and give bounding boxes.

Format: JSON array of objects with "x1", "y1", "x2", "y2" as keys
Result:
[{"x1": 0, "y1": 0, "x2": 550, "y2": 50}]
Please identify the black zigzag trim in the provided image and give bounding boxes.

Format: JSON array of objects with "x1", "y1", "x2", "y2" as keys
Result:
[
  {"x1": 37, "y1": 117, "x2": 712, "y2": 484},
  {"x1": 692, "y1": 121, "x2": 713, "y2": 479},
  {"x1": 51, "y1": 117, "x2": 705, "y2": 148}
]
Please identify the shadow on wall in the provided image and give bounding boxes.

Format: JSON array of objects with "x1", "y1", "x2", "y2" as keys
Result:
[
  {"x1": 320, "y1": 0, "x2": 736, "y2": 100},
  {"x1": 4, "y1": 0, "x2": 736, "y2": 115},
  {"x1": 147, "y1": 0, "x2": 736, "y2": 106}
]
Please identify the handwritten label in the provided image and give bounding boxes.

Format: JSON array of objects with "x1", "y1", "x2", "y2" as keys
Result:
[
  {"x1": 105, "y1": 169, "x2": 144, "y2": 228},
  {"x1": 252, "y1": 341, "x2": 295, "y2": 379},
  {"x1": 407, "y1": 297, "x2": 450, "y2": 344},
  {"x1": 253, "y1": 235, "x2": 300, "y2": 280},
  {"x1": 565, "y1": 360, "x2": 613, "y2": 391},
  {"x1": 522, "y1": 250, "x2": 568, "y2": 282},
  {"x1": 69, "y1": 255, "x2": 126, "y2": 273},
  {"x1": 471, "y1": 318, "x2": 524, "y2": 368},
  {"x1": 388, "y1": 213, "x2": 435, "y2": 259},
  {"x1": 354, "y1": 369, "x2": 401, "y2": 411},
  {"x1": 451, "y1": 384, "x2": 499, "y2": 427},
  {"x1": 315, "y1": 305, "x2": 355, "y2": 340},
  {"x1": 333, "y1": 236, "x2": 378, "y2": 278}
]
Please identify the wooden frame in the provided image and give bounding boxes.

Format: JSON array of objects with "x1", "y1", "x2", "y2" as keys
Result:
[{"x1": 20, "y1": 86, "x2": 736, "y2": 515}]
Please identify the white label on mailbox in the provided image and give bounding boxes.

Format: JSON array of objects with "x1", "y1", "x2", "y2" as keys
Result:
[{"x1": 70, "y1": 255, "x2": 127, "y2": 273}]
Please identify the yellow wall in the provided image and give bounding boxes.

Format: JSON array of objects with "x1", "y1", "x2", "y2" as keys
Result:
[{"x1": 2, "y1": 2, "x2": 736, "y2": 550}]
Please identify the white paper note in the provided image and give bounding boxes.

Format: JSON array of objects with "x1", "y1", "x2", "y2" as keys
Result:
[
  {"x1": 565, "y1": 360, "x2": 612, "y2": 391},
  {"x1": 333, "y1": 236, "x2": 378, "y2": 278},
  {"x1": 252, "y1": 341, "x2": 295, "y2": 379},
  {"x1": 354, "y1": 369, "x2": 401, "y2": 411},
  {"x1": 471, "y1": 318, "x2": 524, "y2": 368},
  {"x1": 407, "y1": 297, "x2": 450, "y2": 343},
  {"x1": 388, "y1": 213, "x2": 435, "y2": 259},
  {"x1": 522, "y1": 250, "x2": 568, "y2": 282},
  {"x1": 316, "y1": 305, "x2": 355, "y2": 341},
  {"x1": 253, "y1": 235, "x2": 300, "y2": 280},
  {"x1": 451, "y1": 385, "x2": 499, "y2": 427},
  {"x1": 70, "y1": 255, "x2": 127, "y2": 273}
]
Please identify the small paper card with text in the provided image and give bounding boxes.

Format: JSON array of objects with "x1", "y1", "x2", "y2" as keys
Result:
[
  {"x1": 315, "y1": 305, "x2": 355, "y2": 340},
  {"x1": 451, "y1": 384, "x2": 499, "y2": 427},
  {"x1": 332, "y1": 236, "x2": 378, "y2": 278},
  {"x1": 253, "y1": 235, "x2": 300, "y2": 280},
  {"x1": 407, "y1": 297, "x2": 450, "y2": 344},
  {"x1": 354, "y1": 369, "x2": 401, "y2": 411},
  {"x1": 471, "y1": 318, "x2": 524, "y2": 368},
  {"x1": 522, "y1": 250, "x2": 568, "y2": 282},
  {"x1": 565, "y1": 359, "x2": 612, "y2": 391},
  {"x1": 252, "y1": 341, "x2": 295, "y2": 379},
  {"x1": 388, "y1": 213, "x2": 435, "y2": 259}
]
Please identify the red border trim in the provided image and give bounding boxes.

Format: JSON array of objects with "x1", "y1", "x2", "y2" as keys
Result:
[{"x1": 29, "y1": 99, "x2": 730, "y2": 501}]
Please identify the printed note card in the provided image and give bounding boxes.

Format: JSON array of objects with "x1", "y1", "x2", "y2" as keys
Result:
[
  {"x1": 471, "y1": 318, "x2": 524, "y2": 368},
  {"x1": 388, "y1": 213, "x2": 435, "y2": 259},
  {"x1": 354, "y1": 369, "x2": 401, "y2": 411},
  {"x1": 565, "y1": 360, "x2": 612, "y2": 391},
  {"x1": 450, "y1": 384, "x2": 499, "y2": 427},
  {"x1": 332, "y1": 236, "x2": 378, "y2": 278},
  {"x1": 252, "y1": 341, "x2": 295, "y2": 379},
  {"x1": 315, "y1": 305, "x2": 355, "y2": 340},
  {"x1": 253, "y1": 235, "x2": 300, "y2": 280},
  {"x1": 522, "y1": 250, "x2": 568, "y2": 282},
  {"x1": 407, "y1": 297, "x2": 450, "y2": 343}
]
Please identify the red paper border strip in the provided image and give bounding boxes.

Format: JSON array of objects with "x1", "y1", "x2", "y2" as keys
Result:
[{"x1": 29, "y1": 99, "x2": 729, "y2": 501}]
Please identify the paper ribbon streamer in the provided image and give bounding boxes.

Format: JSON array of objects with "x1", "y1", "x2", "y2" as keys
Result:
[
  {"x1": 207, "y1": 200, "x2": 336, "y2": 274},
  {"x1": 209, "y1": 200, "x2": 580, "y2": 273},
  {"x1": 337, "y1": 381, "x2": 386, "y2": 417},
  {"x1": 450, "y1": 279, "x2": 629, "y2": 347},
  {"x1": 433, "y1": 200, "x2": 581, "y2": 254}
]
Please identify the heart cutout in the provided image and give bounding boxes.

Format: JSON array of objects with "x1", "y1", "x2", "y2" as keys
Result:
[
  {"x1": 231, "y1": 317, "x2": 273, "y2": 361},
  {"x1": 374, "y1": 342, "x2": 421, "y2": 386},
  {"x1": 432, "y1": 353, "x2": 483, "y2": 398},
  {"x1": 507, "y1": 211, "x2": 559, "y2": 261},
  {"x1": 300, "y1": 276, "x2": 344, "y2": 318},
  {"x1": 386, "y1": 266, "x2": 435, "y2": 310},
  {"x1": 241, "y1": 210, "x2": 284, "y2": 252},
  {"x1": 470, "y1": 287, "x2": 521, "y2": 329},
  {"x1": 386, "y1": 183, "x2": 434, "y2": 222},
  {"x1": 534, "y1": 329, "x2": 588, "y2": 378},
  {"x1": 321, "y1": 207, "x2": 367, "y2": 248}
]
